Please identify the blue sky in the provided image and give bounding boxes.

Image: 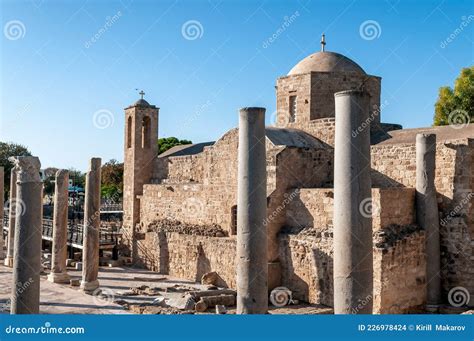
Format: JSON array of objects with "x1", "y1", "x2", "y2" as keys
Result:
[{"x1": 1, "y1": 0, "x2": 472, "y2": 170}]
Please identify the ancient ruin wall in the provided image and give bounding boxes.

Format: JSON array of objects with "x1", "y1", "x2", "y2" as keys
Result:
[
  {"x1": 371, "y1": 139, "x2": 474, "y2": 302},
  {"x1": 139, "y1": 232, "x2": 237, "y2": 289},
  {"x1": 279, "y1": 187, "x2": 425, "y2": 312},
  {"x1": 373, "y1": 227, "x2": 426, "y2": 314},
  {"x1": 285, "y1": 188, "x2": 415, "y2": 230},
  {"x1": 153, "y1": 154, "x2": 206, "y2": 184}
]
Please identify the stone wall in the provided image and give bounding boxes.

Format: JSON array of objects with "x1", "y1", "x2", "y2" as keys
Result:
[
  {"x1": 285, "y1": 188, "x2": 415, "y2": 230},
  {"x1": 153, "y1": 154, "x2": 205, "y2": 184},
  {"x1": 143, "y1": 128, "x2": 333, "y2": 242},
  {"x1": 372, "y1": 138, "x2": 474, "y2": 303},
  {"x1": 373, "y1": 226, "x2": 426, "y2": 313},
  {"x1": 371, "y1": 188, "x2": 416, "y2": 229},
  {"x1": 279, "y1": 186, "x2": 425, "y2": 312},
  {"x1": 138, "y1": 231, "x2": 237, "y2": 288},
  {"x1": 279, "y1": 225, "x2": 426, "y2": 313},
  {"x1": 275, "y1": 72, "x2": 381, "y2": 133},
  {"x1": 279, "y1": 228, "x2": 333, "y2": 305}
]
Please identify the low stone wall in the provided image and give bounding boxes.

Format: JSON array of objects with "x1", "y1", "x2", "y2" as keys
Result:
[
  {"x1": 279, "y1": 227, "x2": 333, "y2": 306},
  {"x1": 138, "y1": 231, "x2": 237, "y2": 288},
  {"x1": 279, "y1": 224, "x2": 426, "y2": 312},
  {"x1": 373, "y1": 226, "x2": 426, "y2": 313},
  {"x1": 135, "y1": 219, "x2": 426, "y2": 313}
]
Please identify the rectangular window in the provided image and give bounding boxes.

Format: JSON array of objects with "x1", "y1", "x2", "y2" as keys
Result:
[
  {"x1": 127, "y1": 116, "x2": 132, "y2": 148},
  {"x1": 231, "y1": 205, "x2": 237, "y2": 235},
  {"x1": 289, "y1": 95, "x2": 297, "y2": 122}
]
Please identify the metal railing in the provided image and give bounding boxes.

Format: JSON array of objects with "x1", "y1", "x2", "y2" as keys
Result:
[
  {"x1": 2, "y1": 216, "x2": 120, "y2": 249},
  {"x1": 100, "y1": 203, "x2": 123, "y2": 212}
]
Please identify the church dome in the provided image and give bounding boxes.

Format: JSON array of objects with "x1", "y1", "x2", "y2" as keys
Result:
[
  {"x1": 288, "y1": 51, "x2": 366, "y2": 76},
  {"x1": 133, "y1": 98, "x2": 151, "y2": 107}
]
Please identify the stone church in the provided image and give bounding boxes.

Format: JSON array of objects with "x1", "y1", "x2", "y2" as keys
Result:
[{"x1": 121, "y1": 44, "x2": 474, "y2": 313}]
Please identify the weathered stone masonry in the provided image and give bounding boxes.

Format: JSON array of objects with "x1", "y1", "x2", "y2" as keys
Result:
[{"x1": 123, "y1": 48, "x2": 474, "y2": 313}]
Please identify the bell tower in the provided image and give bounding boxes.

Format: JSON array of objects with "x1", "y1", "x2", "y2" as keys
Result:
[{"x1": 123, "y1": 92, "x2": 159, "y2": 260}]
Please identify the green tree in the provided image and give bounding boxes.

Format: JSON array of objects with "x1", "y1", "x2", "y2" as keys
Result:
[
  {"x1": 0, "y1": 142, "x2": 32, "y2": 199},
  {"x1": 434, "y1": 66, "x2": 474, "y2": 126},
  {"x1": 101, "y1": 159, "x2": 123, "y2": 202},
  {"x1": 158, "y1": 137, "x2": 192, "y2": 154},
  {"x1": 68, "y1": 168, "x2": 85, "y2": 188}
]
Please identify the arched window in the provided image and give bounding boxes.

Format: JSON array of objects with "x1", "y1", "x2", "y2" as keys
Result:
[
  {"x1": 127, "y1": 116, "x2": 132, "y2": 148},
  {"x1": 142, "y1": 116, "x2": 151, "y2": 148}
]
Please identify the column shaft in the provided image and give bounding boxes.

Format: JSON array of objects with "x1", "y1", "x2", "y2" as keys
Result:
[
  {"x1": 48, "y1": 170, "x2": 70, "y2": 283},
  {"x1": 4, "y1": 168, "x2": 17, "y2": 267},
  {"x1": 0, "y1": 167, "x2": 4, "y2": 260},
  {"x1": 416, "y1": 133, "x2": 440, "y2": 311},
  {"x1": 236, "y1": 107, "x2": 268, "y2": 314},
  {"x1": 10, "y1": 156, "x2": 42, "y2": 314},
  {"x1": 80, "y1": 158, "x2": 101, "y2": 292},
  {"x1": 333, "y1": 90, "x2": 373, "y2": 314}
]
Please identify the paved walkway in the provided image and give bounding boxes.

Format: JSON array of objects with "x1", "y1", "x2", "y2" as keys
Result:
[
  {"x1": 0, "y1": 264, "x2": 206, "y2": 314},
  {"x1": 0, "y1": 264, "x2": 333, "y2": 314}
]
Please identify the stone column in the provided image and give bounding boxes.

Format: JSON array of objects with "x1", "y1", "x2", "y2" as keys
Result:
[
  {"x1": 0, "y1": 167, "x2": 4, "y2": 260},
  {"x1": 80, "y1": 158, "x2": 101, "y2": 292},
  {"x1": 333, "y1": 90, "x2": 373, "y2": 314},
  {"x1": 236, "y1": 107, "x2": 268, "y2": 314},
  {"x1": 4, "y1": 168, "x2": 17, "y2": 267},
  {"x1": 10, "y1": 156, "x2": 42, "y2": 314},
  {"x1": 47, "y1": 170, "x2": 70, "y2": 284},
  {"x1": 416, "y1": 133, "x2": 440, "y2": 312}
]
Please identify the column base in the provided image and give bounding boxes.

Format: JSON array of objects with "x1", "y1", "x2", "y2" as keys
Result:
[
  {"x1": 80, "y1": 279, "x2": 100, "y2": 292},
  {"x1": 3, "y1": 257, "x2": 13, "y2": 267},
  {"x1": 426, "y1": 304, "x2": 440, "y2": 313},
  {"x1": 47, "y1": 272, "x2": 70, "y2": 284}
]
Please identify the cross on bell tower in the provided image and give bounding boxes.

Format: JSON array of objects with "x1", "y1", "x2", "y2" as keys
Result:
[
  {"x1": 321, "y1": 34, "x2": 326, "y2": 52},
  {"x1": 139, "y1": 90, "x2": 145, "y2": 99}
]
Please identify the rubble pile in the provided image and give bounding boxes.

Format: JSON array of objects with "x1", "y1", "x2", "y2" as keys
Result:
[{"x1": 148, "y1": 219, "x2": 227, "y2": 237}]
